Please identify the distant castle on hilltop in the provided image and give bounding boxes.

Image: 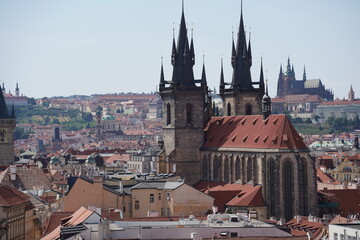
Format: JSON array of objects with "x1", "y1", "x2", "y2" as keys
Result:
[{"x1": 276, "y1": 58, "x2": 334, "y2": 101}]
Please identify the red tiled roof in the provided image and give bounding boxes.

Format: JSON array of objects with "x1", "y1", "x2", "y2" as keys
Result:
[
  {"x1": 316, "y1": 169, "x2": 341, "y2": 184},
  {"x1": 319, "y1": 189, "x2": 360, "y2": 216},
  {"x1": 348, "y1": 154, "x2": 360, "y2": 161},
  {"x1": 320, "y1": 100, "x2": 360, "y2": 106},
  {"x1": 203, "y1": 115, "x2": 307, "y2": 150},
  {"x1": 226, "y1": 185, "x2": 265, "y2": 207},
  {"x1": 285, "y1": 217, "x2": 324, "y2": 238},
  {"x1": 42, "y1": 211, "x2": 73, "y2": 237},
  {"x1": 195, "y1": 181, "x2": 265, "y2": 212},
  {"x1": 61, "y1": 206, "x2": 94, "y2": 226},
  {"x1": 0, "y1": 184, "x2": 29, "y2": 206}
]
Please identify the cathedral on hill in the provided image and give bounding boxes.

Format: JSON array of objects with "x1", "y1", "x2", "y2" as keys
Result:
[
  {"x1": 157, "y1": 4, "x2": 317, "y2": 221},
  {"x1": 276, "y1": 58, "x2": 334, "y2": 101}
]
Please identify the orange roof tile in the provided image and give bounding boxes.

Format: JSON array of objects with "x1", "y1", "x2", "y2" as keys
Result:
[
  {"x1": 226, "y1": 185, "x2": 265, "y2": 207},
  {"x1": 61, "y1": 206, "x2": 94, "y2": 226},
  {"x1": 0, "y1": 184, "x2": 29, "y2": 206},
  {"x1": 285, "y1": 217, "x2": 324, "y2": 238},
  {"x1": 203, "y1": 115, "x2": 307, "y2": 151},
  {"x1": 316, "y1": 169, "x2": 341, "y2": 184}
]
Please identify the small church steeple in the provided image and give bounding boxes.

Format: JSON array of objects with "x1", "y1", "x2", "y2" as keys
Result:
[
  {"x1": 201, "y1": 55, "x2": 207, "y2": 87},
  {"x1": 15, "y1": 82, "x2": 19, "y2": 97},
  {"x1": 303, "y1": 65, "x2": 307, "y2": 81},
  {"x1": 220, "y1": 58, "x2": 225, "y2": 94},
  {"x1": 262, "y1": 79, "x2": 271, "y2": 120},
  {"x1": 159, "y1": 57, "x2": 165, "y2": 88},
  {"x1": 348, "y1": 84, "x2": 355, "y2": 101},
  {"x1": 259, "y1": 57, "x2": 264, "y2": 90}
]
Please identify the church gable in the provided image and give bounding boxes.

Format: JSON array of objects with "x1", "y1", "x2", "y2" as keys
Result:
[{"x1": 202, "y1": 115, "x2": 307, "y2": 151}]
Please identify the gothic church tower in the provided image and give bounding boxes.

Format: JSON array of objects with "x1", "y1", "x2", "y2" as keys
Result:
[
  {"x1": 219, "y1": 5, "x2": 265, "y2": 116},
  {"x1": 158, "y1": 5, "x2": 211, "y2": 185},
  {"x1": 0, "y1": 87, "x2": 16, "y2": 165}
]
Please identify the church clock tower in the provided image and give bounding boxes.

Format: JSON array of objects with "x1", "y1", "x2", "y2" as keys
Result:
[
  {"x1": 0, "y1": 87, "x2": 16, "y2": 165},
  {"x1": 158, "y1": 4, "x2": 211, "y2": 185}
]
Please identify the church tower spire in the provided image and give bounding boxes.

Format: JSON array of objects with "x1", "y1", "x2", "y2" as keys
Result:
[
  {"x1": 303, "y1": 65, "x2": 306, "y2": 81},
  {"x1": 348, "y1": 84, "x2": 355, "y2": 101},
  {"x1": 219, "y1": 0, "x2": 264, "y2": 116},
  {"x1": 262, "y1": 79, "x2": 271, "y2": 120},
  {"x1": 158, "y1": 2, "x2": 209, "y2": 185},
  {"x1": 15, "y1": 82, "x2": 19, "y2": 97}
]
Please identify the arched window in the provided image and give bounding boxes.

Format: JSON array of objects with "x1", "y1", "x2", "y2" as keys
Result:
[
  {"x1": 284, "y1": 160, "x2": 294, "y2": 221},
  {"x1": 269, "y1": 159, "x2": 276, "y2": 217},
  {"x1": 343, "y1": 166, "x2": 352, "y2": 172},
  {"x1": 166, "y1": 103, "x2": 171, "y2": 125},
  {"x1": 299, "y1": 158, "x2": 308, "y2": 216},
  {"x1": 186, "y1": 104, "x2": 192, "y2": 124},
  {"x1": 245, "y1": 104, "x2": 252, "y2": 115},
  {"x1": 213, "y1": 156, "x2": 219, "y2": 181},
  {"x1": 227, "y1": 102, "x2": 231, "y2": 116},
  {"x1": 247, "y1": 157, "x2": 253, "y2": 182},
  {"x1": 223, "y1": 157, "x2": 229, "y2": 183},
  {"x1": 202, "y1": 156, "x2": 208, "y2": 180},
  {"x1": 235, "y1": 157, "x2": 241, "y2": 182}
]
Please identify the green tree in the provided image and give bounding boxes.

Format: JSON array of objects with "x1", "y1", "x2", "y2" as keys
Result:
[
  {"x1": 82, "y1": 112, "x2": 93, "y2": 122},
  {"x1": 314, "y1": 115, "x2": 320, "y2": 123},
  {"x1": 326, "y1": 116, "x2": 335, "y2": 126},
  {"x1": 27, "y1": 97, "x2": 36, "y2": 105},
  {"x1": 305, "y1": 118, "x2": 312, "y2": 124},
  {"x1": 51, "y1": 118, "x2": 60, "y2": 124}
]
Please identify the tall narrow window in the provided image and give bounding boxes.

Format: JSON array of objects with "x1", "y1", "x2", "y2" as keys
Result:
[
  {"x1": 150, "y1": 194, "x2": 154, "y2": 203},
  {"x1": 284, "y1": 161, "x2": 293, "y2": 221},
  {"x1": 186, "y1": 104, "x2": 192, "y2": 124},
  {"x1": 227, "y1": 102, "x2": 231, "y2": 116},
  {"x1": 269, "y1": 159, "x2": 276, "y2": 217},
  {"x1": 247, "y1": 157, "x2": 253, "y2": 182},
  {"x1": 166, "y1": 103, "x2": 171, "y2": 125},
  {"x1": 245, "y1": 104, "x2": 252, "y2": 115},
  {"x1": 135, "y1": 200, "x2": 140, "y2": 210}
]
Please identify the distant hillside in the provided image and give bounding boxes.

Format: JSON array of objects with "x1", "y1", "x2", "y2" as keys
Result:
[{"x1": 14, "y1": 105, "x2": 95, "y2": 131}]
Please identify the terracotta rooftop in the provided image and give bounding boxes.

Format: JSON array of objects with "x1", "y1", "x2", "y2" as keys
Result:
[
  {"x1": 285, "y1": 217, "x2": 324, "y2": 239},
  {"x1": 319, "y1": 189, "x2": 360, "y2": 216},
  {"x1": 226, "y1": 184, "x2": 265, "y2": 207},
  {"x1": 319, "y1": 100, "x2": 360, "y2": 106},
  {"x1": 316, "y1": 169, "x2": 341, "y2": 184},
  {"x1": 42, "y1": 207, "x2": 97, "y2": 240},
  {"x1": 194, "y1": 181, "x2": 265, "y2": 212},
  {"x1": 203, "y1": 115, "x2": 307, "y2": 151},
  {"x1": 0, "y1": 184, "x2": 29, "y2": 207}
]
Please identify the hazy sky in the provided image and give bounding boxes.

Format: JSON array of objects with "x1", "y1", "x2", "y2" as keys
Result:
[{"x1": 0, "y1": 0, "x2": 359, "y2": 99}]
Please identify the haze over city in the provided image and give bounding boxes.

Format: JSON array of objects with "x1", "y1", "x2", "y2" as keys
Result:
[{"x1": 0, "y1": 0, "x2": 359, "y2": 99}]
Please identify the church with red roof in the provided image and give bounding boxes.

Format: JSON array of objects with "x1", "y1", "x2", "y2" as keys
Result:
[{"x1": 157, "y1": 3, "x2": 317, "y2": 222}]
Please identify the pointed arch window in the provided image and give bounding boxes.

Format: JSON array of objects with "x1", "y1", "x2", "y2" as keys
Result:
[
  {"x1": 227, "y1": 102, "x2": 232, "y2": 116},
  {"x1": 186, "y1": 103, "x2": 193, "y2": 124},
  {"x1": 284, "y1": 160, "x2": 294, "y2": 221},
  {"x1": 245, "y1": 104, "x2": 252, "y2": 115},
  {"x1": 166, "y1": 103, "x2": 171, "y2": 125}
]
